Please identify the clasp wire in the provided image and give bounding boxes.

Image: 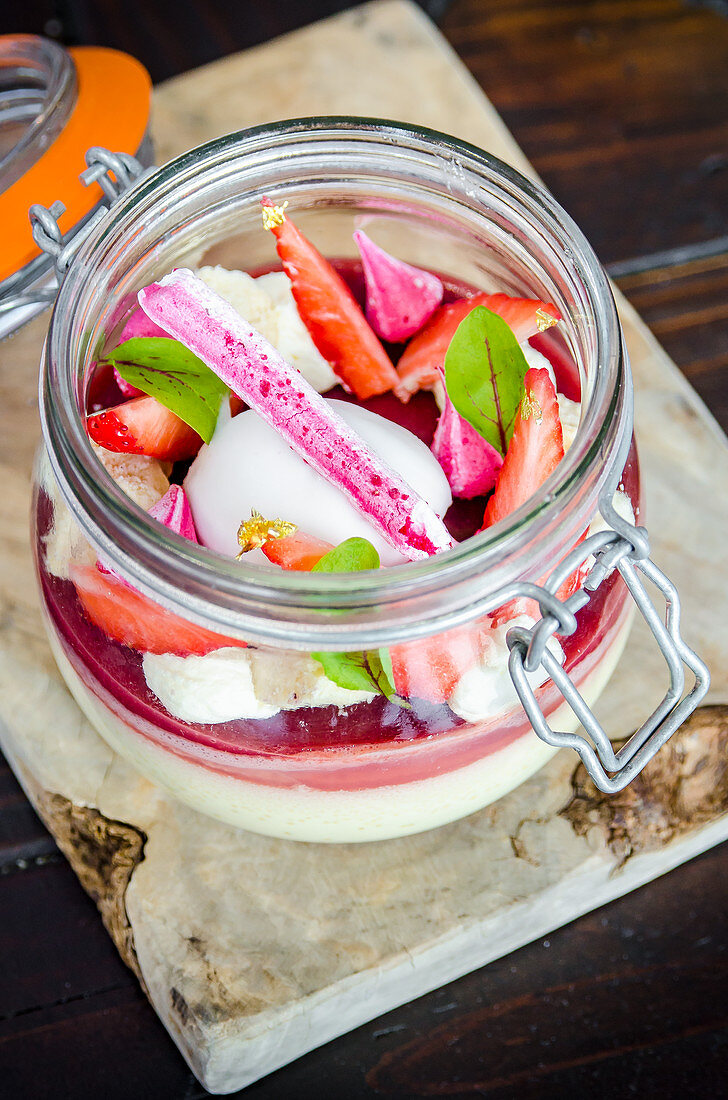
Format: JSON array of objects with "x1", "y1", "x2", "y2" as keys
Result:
[
  {"x1": 504, "y1": 360, "x2": 710, "y2": 792},
  {"x1": 27, "y1": 147, "x2": 151, "y2": 288}
]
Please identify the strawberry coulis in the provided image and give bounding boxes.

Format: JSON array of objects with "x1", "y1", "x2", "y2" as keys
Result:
[{"x1": 38, "y1": 262, "x2": 639, "y2": 792}]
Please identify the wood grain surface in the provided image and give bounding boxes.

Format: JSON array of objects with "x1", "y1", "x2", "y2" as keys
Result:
[{"x1": 1, "y1": 1, "x2": 727, "y2": 1097}]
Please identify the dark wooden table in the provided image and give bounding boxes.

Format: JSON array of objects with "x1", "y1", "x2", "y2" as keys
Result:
[{"x1": 2, "y1": 2, "x2": 727, "y2": 1096}]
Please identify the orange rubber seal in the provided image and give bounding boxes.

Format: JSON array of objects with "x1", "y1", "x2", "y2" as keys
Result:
[{"x1": 0, "y1": 46, "x2": 151, "y2": 284}]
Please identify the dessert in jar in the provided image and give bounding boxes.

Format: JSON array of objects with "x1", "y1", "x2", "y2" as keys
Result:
[{"x1": 33, "y1": 121, "x2": 645, "y2": 843}]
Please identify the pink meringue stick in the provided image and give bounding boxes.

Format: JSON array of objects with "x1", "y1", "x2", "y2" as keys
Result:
[
  {"x1": 148, "y1": 484, "x2": 199, "y2": 542},
  {"x1": 354, "y1": 230, "x2": 444, "y2": 343},
  {"x1": 138, "y1": 269, "x2": 454, "y2": 560},
  {"x1": 432, "y1": 379, "x2": 503, "y2": 499},
  {"x1": 113, "y1": 308, "x2": 171, "y2": 397}
]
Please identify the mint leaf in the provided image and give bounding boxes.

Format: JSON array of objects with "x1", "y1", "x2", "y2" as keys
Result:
[
  {"x1": 310, "y1": 538, "x2": 408, "y2": 706},
  {"x1": 444, "y1": 306, "x2": 529, "y2": 455},
  {"x1": 311, "y1": 649, "x2": 410, "y2": 709},
  {"x1": 312, "y1": 651, "x2": 379, "y2": 693},
  {"x1": 105, "y1": 337, "x2": 229, "y2": 444},
  {"x1": 372, "y1": 648, "x2": 411, "y2": 709},
  {"x1": 378, "y1": 646, "x2": 396, "y2": 686},
  {"x1": 312, "y1": 537, "x2": 380, "y2": 573}
]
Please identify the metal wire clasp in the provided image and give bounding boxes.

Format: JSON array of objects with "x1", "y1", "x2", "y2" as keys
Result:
[
  {"x1": 504, "y1": 388, "x2": 710, "y2": 792},
  {"x1": 28, "y1": 148, "x2": 151, "y2": 283}
]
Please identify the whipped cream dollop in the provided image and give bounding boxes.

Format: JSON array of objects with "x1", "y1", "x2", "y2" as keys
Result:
[
  {"x1": 448, "y1": 615, "x2": 564, "y2": 723},
  {"x1": 142, "y1": 614, "x2": 562, "y2": 727},
  {"x1": 197, "y1": 267, "x2": 337, "y2": 393},
  {"x1": 142, "y1": 647, "x2": 374, "y2": 724}
]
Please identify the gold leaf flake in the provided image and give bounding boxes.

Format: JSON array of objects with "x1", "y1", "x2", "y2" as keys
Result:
[
  {"x1": 520, "y1": 390, "x2": 543, "y2": 423},
  {"x1": 535, "y1": 307, "x2": 558, "y2": 333},
  {"x1": 261, "y1": 200, "x2": 289, "y2": 231},
  {"x1": 237, "y1": 509, "x2": 297, "y2": 555}
]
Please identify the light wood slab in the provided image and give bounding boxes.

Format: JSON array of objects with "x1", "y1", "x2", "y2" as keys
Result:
[{"x1": 1, "y1": 2, "x2": 727, "y2": 1093}]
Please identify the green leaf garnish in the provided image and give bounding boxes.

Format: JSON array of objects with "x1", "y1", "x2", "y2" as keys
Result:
[
  {"x1": 444, "y1": 306, "x2": 529, "y2": 455},
  {"x1": 313, "y1": 651, "x2": 379, "y2": 693},
  {"x1": 311, "y1": 650, "x2": 410, "y2": 709},
  {"x1": 311, "y1": 536, "x2": 380, "y2": 574},
  {"x1": 310, "y1": 537, "x2": 409, "y2": 707},
  {"x1": 105, "y1": 337, "x2": 229, "y2": 444}
]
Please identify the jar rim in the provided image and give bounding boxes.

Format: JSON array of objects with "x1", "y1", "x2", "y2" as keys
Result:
[{"x1": 41, "y1": 117, "x2": 628, "y2": 648}]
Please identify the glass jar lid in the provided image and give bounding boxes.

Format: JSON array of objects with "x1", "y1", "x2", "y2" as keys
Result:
[{"x1": 0, "y1": 34, "x2": 152, "y2": 339}]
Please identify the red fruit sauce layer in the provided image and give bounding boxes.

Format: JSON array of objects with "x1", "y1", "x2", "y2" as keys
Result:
[{"x1": 37, "y1": 263, "x2": 638, "y2": 785}]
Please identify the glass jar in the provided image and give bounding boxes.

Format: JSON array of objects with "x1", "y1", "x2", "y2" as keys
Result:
[{"x1": 31, "y1": 120, "x2": 671, "y2": 842}]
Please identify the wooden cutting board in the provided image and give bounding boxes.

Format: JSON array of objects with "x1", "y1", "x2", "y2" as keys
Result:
[{"x1": 1, "y1": 2, "x2": 727, "y2": 1093}]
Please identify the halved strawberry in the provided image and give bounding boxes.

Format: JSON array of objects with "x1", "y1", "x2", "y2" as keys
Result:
[
  {"x1": 261, "y1": 197, "x2": 399, "y2": 400},
  {"x1": 70, "y1": 562, "x2": 247, "y2": 656},
  {"x1": 395, "y1": 293, "x2": 561, "y2": 401},
  {"x1": 261, "y1": 531, "x2": 334, "y2": 571},
  {"x1": 483, "y1": 367, "x2": 564, "y2": 529},
  {"x1": 483, "y1": 367, "x2": 585, "y2": 625},
  {"x1": 390, "y1": 621, "x2": 494, "y2": 704},
  {"x1": 87, "y1": 396, "x2": 201, "y2": 462},
  {"x1": 528, "y1": 330, "x2": 580, "y2": 402}
]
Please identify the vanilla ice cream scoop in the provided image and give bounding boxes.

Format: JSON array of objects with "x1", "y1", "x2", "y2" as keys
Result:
[{"x1": 184, "y1": 399, "x2": 452, "y2": 566}]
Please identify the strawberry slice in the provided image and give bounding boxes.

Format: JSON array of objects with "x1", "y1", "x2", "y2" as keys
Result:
[
  {"x1": 261, "y1": 531, "x2": 335, "y2": 571},
  {"x1": 70, "y1": 562, "x2": 247, "y2": 656},
  {"x1": 87, "y1": 396, "x2": 201, "y2": 462},
  {"x1": 395, "y1": 293, "x2": 561, "y2": 401},
  {"x1": 261, "y1": 198, "x2": 399, "y2": 400},
  {"x1": 390, "y1": 621, "x2": 493, "y2": 704},
  {"x1": 483, "y1": 367, "x2": 563, "y2": 529},
  {"x1": 482, "y1": 367, "x2": 586, "y2": 625}
]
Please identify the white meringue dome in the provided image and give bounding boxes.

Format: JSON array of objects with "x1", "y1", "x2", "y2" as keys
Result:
[{"x1": 184, "y1": 399, "x2": 452, "y2": 567}]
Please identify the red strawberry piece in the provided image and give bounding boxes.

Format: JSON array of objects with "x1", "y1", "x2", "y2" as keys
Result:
[
  {"x1": 87, "y1": 395, "x2": 201, "y2": 462},
  {"x1": 70, "y1": 562, "x2": 247, "y2": 656},
  {"x1": 390, "y1": 621, "x2": 494, "y2": 704},
  {"x1": 481, "y1": 294, "x2": 560, "y2": 343},
  {"x1": 395, "y1": 293, "x2": 561, "y2": 402},
  {"x1": 261, "y1": 197, "x2": 399, "y2": 400},
  {"x1": 261, "y1": 531, "x2": 335, "y2": 571},
  {"x1": 483, "y1": 367, "x2": 564, "y2": 529},
  {"x1": 489, "y1": 531, "x2": 588, "y2": 629},
  {"x1": 483, "y1": 367, "x2": 587, "y2": 626}
]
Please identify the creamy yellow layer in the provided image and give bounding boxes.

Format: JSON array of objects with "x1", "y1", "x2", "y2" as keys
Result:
[{"x1": 45, "y1": 617, "x2": 632, "y2": 843}]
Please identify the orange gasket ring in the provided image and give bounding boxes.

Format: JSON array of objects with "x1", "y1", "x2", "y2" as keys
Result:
[{"x1": 0, "y1": 46, "x2": 151, "y2": 283}]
